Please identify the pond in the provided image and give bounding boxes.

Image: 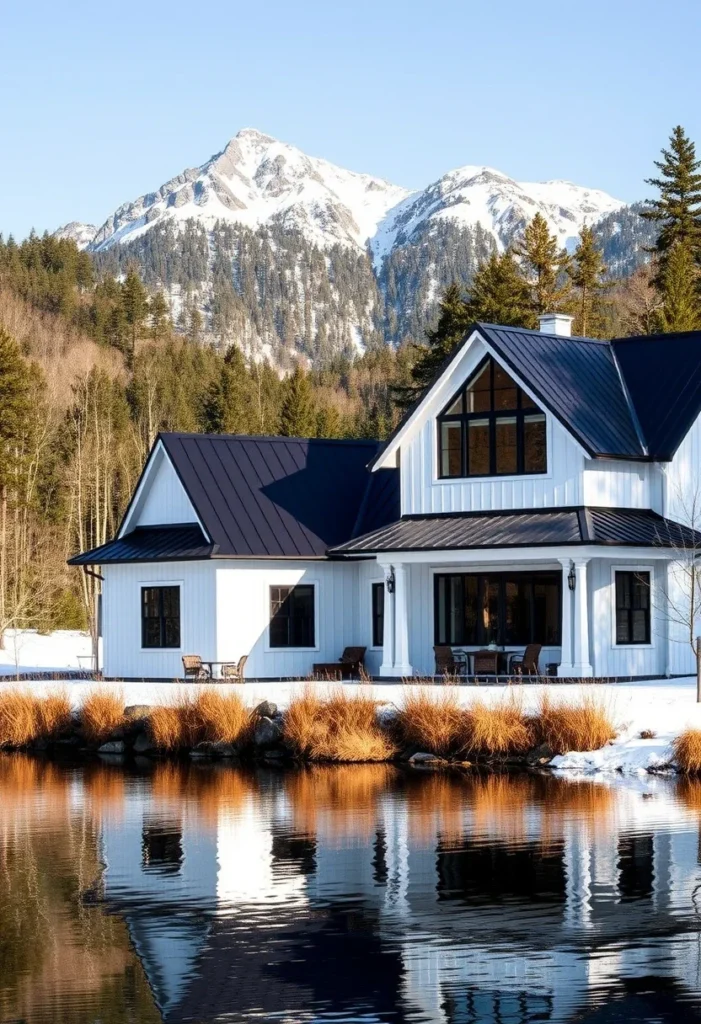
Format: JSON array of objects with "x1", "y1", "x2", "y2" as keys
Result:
[{"x1": 2, "y1": 758, "x2": 701, "y2": 1024}]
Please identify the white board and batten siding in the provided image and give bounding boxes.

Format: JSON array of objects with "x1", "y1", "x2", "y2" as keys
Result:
[
  {"x1": 215, "y1": 560, "x2": 361, "y2": 679},
  {"x1": 588, "y1": 558, "x2": 666, "y2": 678},
  {"x1": 583, "y1": 460, "x2": 664, "y2": 512},
  {"x1": 102, "y1": 560, "x2": 217, "y2": 679},
  {"x1": 665, "y1": 410, "x2": 701, "y2": 525},
  {"x1": 126, "y1": 445, "x2": 198, "y2": 530},
  {"x1": 401, "y1": 414, "x2": 584, "y2": 516}
]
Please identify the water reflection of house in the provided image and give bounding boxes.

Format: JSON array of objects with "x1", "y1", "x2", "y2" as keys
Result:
[{"x1": 96, "y1": 771, "x2": 701, "y2": 1023}]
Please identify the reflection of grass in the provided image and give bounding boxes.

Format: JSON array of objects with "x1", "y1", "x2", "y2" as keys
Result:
[
  {"x1": 0, "y1": 754, "x2": 160, "y2": 1023},
  {"x1": 286, "y1": 764, "x2": 397, "y2": 836},
  {"x1": 672, "y1": 729, "x2": 701, "y2": 774},
  {"x1": 151, "y1": 760, "x2": 254, "y2": 822},
  {"x1": 284, "y1": 686, "x2": 396, "y2": 762}
]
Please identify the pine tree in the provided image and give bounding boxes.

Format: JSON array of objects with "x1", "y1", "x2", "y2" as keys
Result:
[
  {"x1": 149, "y1": 291, "x2": 171, "y2": 340},
  {"x1": 121, "y1": 266, "x2": 148, "y2": 362},
  {"x1": 568, "y1": 227, "x2": 609, "y2": 337},
  {"x1": 279, "y1": 365, "x2": 317, "y2": 437},
  {"x1": 201, "y1": 346, "x2": 253, "y2": 434},
  {"x1": 513, "y1": 213, "x2": 570, "y2": 314},
  {"x1": 642, "y1": 126, "x2": 701, "y2": 274},
  {"x1": 654, "y1": 241, "x2": 701, "y2": 332},
  {"x1": 392, "y1": 283, "x2": 472, "y2": 408},
  {"x1": 463, "y1": 251, "x2": 536, "y2": 328}
]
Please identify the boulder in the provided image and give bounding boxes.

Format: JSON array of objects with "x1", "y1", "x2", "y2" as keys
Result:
[
  {"x1": 254, "y1": 700, "x2": 278, "y2": 720},
  {"x1": 133, "y1": 732, "x2": 157, "y2": 755},
  {"x1": 124, "y1": 704, "x2": 152, "y2": 721},
  {"x1": 189, "y1": 741, "x2": 217, "y2": 759},
  {"x1": 98, "y1": 740, "x2": 125, "y2": 754},
  {"x1": 211, "y1": 741, "x2": 237, "y2": 758},
  {"x1": 526, "y1": 743, "x2": 554, "y2": 766},
  {"x1": 254, "y1": 716, "x2": 283, "y2": 748},
  {"x1": 408, "y1": 751, "x2": 440, "y2": 764}
]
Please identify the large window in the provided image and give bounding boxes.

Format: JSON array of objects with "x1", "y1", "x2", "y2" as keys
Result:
[
  {"x1": 270, "y1": 584, "x2": 315, "y2": 648},
  {"x1": 438, "y1": 357, "x2": 547, "y2": 479},
  {"x1": 434, "y1": 571, "x2": 561, "y2": 646},
  {"x1": 141, "y1": 586, "x2": 180, "y2": 648},
  {"x1": 371, "y1": 582, "x2": 385, "y2": 647},
  {"x1": 615, "y1": 571, "x2": 651, "y2": 645}
]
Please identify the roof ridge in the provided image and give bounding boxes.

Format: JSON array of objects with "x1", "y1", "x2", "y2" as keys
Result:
[
  {"x1": 608, "y1": 345, "x2": 649, "y2": 455},
  {"x1": 160, "y1": 432, "x2": 379, "y2": 446}
]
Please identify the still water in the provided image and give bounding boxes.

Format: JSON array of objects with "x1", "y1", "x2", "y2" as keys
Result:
[{"x1": 3, "y1": 757, "x2": 701, "y2": 1024}]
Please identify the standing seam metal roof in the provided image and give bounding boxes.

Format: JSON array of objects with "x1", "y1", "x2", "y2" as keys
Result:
[{"x1": 330, "y1": 506, "x2": 701, "y2": 555}]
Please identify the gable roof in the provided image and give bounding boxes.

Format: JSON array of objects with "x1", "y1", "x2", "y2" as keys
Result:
[
  {"x1": 72, "y1": 434, "x2": 400, "y2": 564},
  {"x1": 373, "y1": 323, "x2": 701, "y2": 466}
]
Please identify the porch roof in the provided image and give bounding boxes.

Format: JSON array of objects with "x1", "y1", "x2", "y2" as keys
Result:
[
  {"x1": 68, "y1": 525, "x2": 214, "y2": 565},
  {"x1": 330, "y1": 506, "x2": 701, "y2": 555}
]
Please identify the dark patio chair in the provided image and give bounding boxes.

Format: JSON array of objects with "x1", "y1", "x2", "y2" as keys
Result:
[
  {"x1": 339, "y1": 647, "x2": 366, "y2": 678},
  {"x1": 434, "y1": 646, "x2": 462, "y2": 677},
  {"x1": 511, "y1": 644, "x2": 542, "y2": 679}
]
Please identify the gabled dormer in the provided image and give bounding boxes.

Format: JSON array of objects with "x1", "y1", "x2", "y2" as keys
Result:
[{"x1": 372, "y1": 315, "x2": 701, "y2": 520}]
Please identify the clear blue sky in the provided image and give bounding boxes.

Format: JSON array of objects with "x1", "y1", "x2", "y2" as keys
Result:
[{"x1": 3, "y1": 0, "x2": 700, "y2": 240}]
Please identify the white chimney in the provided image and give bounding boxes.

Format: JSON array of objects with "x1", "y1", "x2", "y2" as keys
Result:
[{"x1": 538, "y1": 313, "x2": 573, "y2": 337}]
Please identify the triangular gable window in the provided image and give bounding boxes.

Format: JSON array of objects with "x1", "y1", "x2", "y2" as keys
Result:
[{"x1": 437, "y1": 357, "x2": 547, "y2": 478}]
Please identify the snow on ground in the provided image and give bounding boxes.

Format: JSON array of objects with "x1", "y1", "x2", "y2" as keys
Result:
[
  {"x1": 2, "y1": 631, "x2": 700, "y2": 776},
  {"x1": 0, "y1": 630, "x2": 93, "y2": 674}
]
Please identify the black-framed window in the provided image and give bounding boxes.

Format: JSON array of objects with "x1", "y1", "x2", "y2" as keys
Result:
[
  {"x1": 141, "y1": 586, "x2": 180, "y2": 648},
  {"x1": 372, "y1": 582, "x2": 385, "y2": 647},
  {"x1": 437, "y1": 357, "x2": 547, "y2": 479},
  {"x1": 615, "y1": 571, "x2": 651, "y2": 645},
  {"x1": 434, "y1": 571, "x2": 561, "y2": 646},
  {"x1": 270, "y1": 584, "x2": 315, "y2": 648}
]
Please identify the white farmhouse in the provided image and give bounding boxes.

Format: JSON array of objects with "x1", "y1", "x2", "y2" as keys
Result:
[{"x1": 70, "y1": 315, "x2": 701, "y2": 681}]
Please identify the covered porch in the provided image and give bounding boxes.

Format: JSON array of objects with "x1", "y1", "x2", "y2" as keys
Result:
[{"x1": 375, "y1": 551, "x2": 589, "y2": 680}]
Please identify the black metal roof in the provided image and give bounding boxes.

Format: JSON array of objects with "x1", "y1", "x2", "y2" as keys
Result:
[
  {"x1": 478, "y1": 325, "x2": 645, "y2": 458},
  {"x1": 71, "y1": 435, "x2": 401, "y2": 564},
  {"x1": 68, "y1": 525, "x2": 213, "y2": 565},
  {"x1": 371, "y1": 323, "x2": 701, "y2": 465},
  {"x1": 613, "y1": 330, "x2": 701, "y2": 460},
  {"x1": 330, "y1": 506, "x2": 701, "y2": 555}
]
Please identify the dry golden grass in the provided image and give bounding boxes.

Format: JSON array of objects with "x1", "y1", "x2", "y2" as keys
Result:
[
  {"x1": 284, "y1": 686, "x2": 395, "y2": 762},
  {"x1": 0, "y1": 689, "x2": 71, "y2": 747},
  {"x1": 148, "y1": 689, "x2": 254, "y2": 751},
  {"x1": 80, "y1": 688, "x2": 125, "y2": 744},
  {"x1": 533, "y1": 693, "x2": 616, "y2": 754},
  {"x1": 671, "y1": 729, "x2": 701, "y2": 774},
  {"x1": 464, "y1": 698, "x2": 533, "y2": 756},
  {"x1": 394, "y1": 687, "x2": 466, "y2": 757}
]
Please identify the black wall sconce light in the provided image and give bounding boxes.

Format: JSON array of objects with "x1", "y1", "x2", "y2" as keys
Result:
[
  {"x1": 386, "y1": 569, "x2": 395, "y2": 594},
  {"x1": 568, "y1": 562, "x2": 576, "y2": 592}
]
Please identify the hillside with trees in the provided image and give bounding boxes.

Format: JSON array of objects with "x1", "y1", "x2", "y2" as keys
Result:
[{"x1": 0, "y1": 124, "x2": 697, "y2": 639}]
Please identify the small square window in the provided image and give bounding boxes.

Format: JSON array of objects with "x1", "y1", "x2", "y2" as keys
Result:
[{"x1": 270, "y1": 585, "x2": 315, "y2": 648}]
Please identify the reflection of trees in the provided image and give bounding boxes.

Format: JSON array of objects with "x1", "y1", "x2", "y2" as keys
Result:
[{"x1": 0, "y1": 754, "x2": 160, "y2": 1024}]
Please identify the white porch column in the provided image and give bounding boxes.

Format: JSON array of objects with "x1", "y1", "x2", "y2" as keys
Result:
[
  {"x1": 393, "y1": 563, "x2": 413, "y2": 677},
  {"x1": 378, "y1": 562, "x2": 412, "y2": 677},
  {"x1": 572, "y1": 557, "x2": 593, "y2": 677},
  {"x1": 379, "y1": 563, "x2": 396, "y2": 677},
  {"x1": 557, "y1": 558, "x2": 574, "y2": 677}
]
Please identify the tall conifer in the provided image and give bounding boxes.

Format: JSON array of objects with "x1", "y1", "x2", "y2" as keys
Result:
[
  {"x1": 279, "y1": 365, "x2": 316, "y2": 437},
  {"x1": 513, "y1": 212, "x2": 570, "y2": 314},
  {"x1": 568, "y1": 227, "x2": 609, "y2": 336},
  {"x1": 654, "y1": 241, "x2": 701, "y2": 333},
  {"x1": 463, "y1": 251, "x2": 536, "y2": 328},
  {"x1": 642, "y1": 126, "x2": 701, "y2": 273}
]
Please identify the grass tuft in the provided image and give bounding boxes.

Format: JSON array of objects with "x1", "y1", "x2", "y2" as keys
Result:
[
  {"x1": 464, "y1": 698, "x2": 533, "y2": 756},
  {"x1": 80, "y1": 688, "x2": 124, "y2": 744},
  {"x1": 0, "y1": 689, "x2": 71, "y2": 747},
  {"x1": 393, "y1": 687, "x2": 465, "y2": 757},
  {"x1": 533, "y1": 693, "x2": 616, "y2": 754},
  {"x1": 672, "y1": 729, "x2": 701, "y2": 774},
  {"x1": 148, "y1": 689, "x2": 254, "y2": 751},
  {"x1": 284, "y1": 686, "x2": 395, "y2": 762}
]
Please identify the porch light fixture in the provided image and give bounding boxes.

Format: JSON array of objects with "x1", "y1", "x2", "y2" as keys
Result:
[
  {"x1": 386, "y1": 569, "x2": 395, "y2": 595},
  {"x1": 567, "y1": 562, "x2": 576, "y2": 592}
]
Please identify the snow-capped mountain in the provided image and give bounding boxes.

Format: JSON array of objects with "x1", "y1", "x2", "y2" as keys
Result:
[
  {"x1": 61, "y1": 128, "x2": 624, "y2": 262},
  {"x1": 58, "y1": 129, "x2": 648, "y2": 366}
]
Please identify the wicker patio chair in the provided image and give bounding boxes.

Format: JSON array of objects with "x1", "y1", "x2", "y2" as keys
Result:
[
  {"x1": 182, "y1": 655, "x2": 210, "y2": 680},
  {"x1": 434, "y1": 645, "x2": 459, "y2": 676},
  {"x1": 339, "y1": 646, "x2": 366, "y2": 678},
  {"x1": 221, "y1": 655, "x2": 248, "y2": 683}
]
